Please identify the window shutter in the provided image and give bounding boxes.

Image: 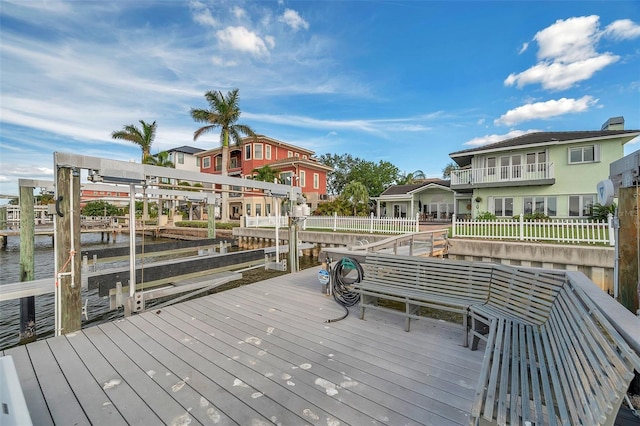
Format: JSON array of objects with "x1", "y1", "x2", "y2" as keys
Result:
[
  {"x1": 488, "y1": 196, "x2": 495, "y2": 214},
  {"x1": 594, "y1": 144, "x2": 601, "y2": 162}
]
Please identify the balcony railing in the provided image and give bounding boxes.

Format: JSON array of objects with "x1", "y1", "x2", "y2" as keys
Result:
[{"x1": 451, "y1": 162, "x2": 554, "y2": 187}]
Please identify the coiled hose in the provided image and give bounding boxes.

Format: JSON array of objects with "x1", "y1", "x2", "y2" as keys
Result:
[{"x1": 325, "y1": 257, "x2": 363, "y2": 323}]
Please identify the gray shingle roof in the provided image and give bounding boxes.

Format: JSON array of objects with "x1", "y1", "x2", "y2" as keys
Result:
[
  {"x1": 380, "y1": 179, "x2": 450, "y2": 196},
  {"x1": 167, "y1": 146, "x2": 205, "y2": 155},
  {"x1": 449, "y1": 130, "x2": 639, "y2": 157}
]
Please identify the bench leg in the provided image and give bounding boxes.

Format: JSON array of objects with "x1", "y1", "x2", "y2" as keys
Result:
[
  {"x1": 359, "y1": 305, "x2": 365, "y2": 320},
  {"x1": 463, "y1": 312, "x2": 469, "y2": 347}
]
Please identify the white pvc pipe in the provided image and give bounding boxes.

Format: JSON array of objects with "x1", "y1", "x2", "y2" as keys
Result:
[{"x1": 129, "y1": 184, "x2": 136, "y2": 299}]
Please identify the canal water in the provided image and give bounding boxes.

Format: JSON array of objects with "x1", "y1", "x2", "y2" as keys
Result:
[{"x1": 0, "y1": 233, "x2": 318, "y2": 351}]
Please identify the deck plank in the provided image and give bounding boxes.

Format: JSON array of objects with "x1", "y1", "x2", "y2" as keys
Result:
[
  {"x1": 46, "y1": 336, "x2": 128, "y2": 425},
  {"x1": 65, "y1": 328, "x2": 164, "y2": 425},
  {"x1": 26, "y1": 339, "x2": 90, "y2": 425},
  {"x1": 2, "y1": 345, "x2": 53, "y2": 426},
  {"x1": 9, "y1": 266, "x2": 487, "y2": 426}
]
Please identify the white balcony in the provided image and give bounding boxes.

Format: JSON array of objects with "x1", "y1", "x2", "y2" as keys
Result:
[{"x1": 451, "y1": 162, "x2": 555, "y2": 188}]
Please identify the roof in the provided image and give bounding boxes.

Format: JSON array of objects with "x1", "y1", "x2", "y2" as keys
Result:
[
  {"x1": 380, "y1": 179, "x2": 451, "y2": 196},
  {"x1": 449, "y1": 129, "x2": 640, "y2": 167},
  {"x1": 265, "y1": 156, "x2": 333, "y2": 172},
  {"x1": 166, "y1": 145, "x2": 205, "y2": 155}
]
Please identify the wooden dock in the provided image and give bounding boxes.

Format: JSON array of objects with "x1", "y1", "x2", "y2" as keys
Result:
[{"x1": 2, "y1": 266, "x2": 484, "y2": 425}]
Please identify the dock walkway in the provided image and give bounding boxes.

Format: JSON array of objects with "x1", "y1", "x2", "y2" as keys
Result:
[{"x1": 2, "y1": 267, "x2": 484, "y2": 425}]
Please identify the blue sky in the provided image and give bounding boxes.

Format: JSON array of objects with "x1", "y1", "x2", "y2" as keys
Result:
[{"x1": 1, "y1": 1, "x2": 639, "y2": 200}]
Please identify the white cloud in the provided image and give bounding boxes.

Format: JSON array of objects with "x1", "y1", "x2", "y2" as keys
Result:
[
  {"x1": 477, "y1": 118, "x2": 485, "y2": 125},
  {"x1": 494, "y1": 96, "x2": 597, "y2": 126},
  {"x1": 216, "y1": 26, "x2": 271, "y2": 58},
  {"x1": 463, "y1": 129, "x2": 536, "y2": 147},
  {"x1": 518, "y1": 42, "x2": 529, "y2": 54},
  {"x1": 504, "y1": 54, "x2": 619, "y2": 91},
  {"x1": 279, "y1": 8, "x2": 309, "y2": 31},
  {"x1": 265, "y1": 35, "x2": 276, "y2": 49},
  {"x1": 505, "y1": 16, "x2": 631, "y2": 91},
  {"x1": 232, "y1": 6, "x2": 246, "y2": 19},
  {"x1": 190, "y1": 1, "x2": 217, "y2": 27},
  {"x1": 603, "y1": 19, "x2": 640, "y2": 40}
]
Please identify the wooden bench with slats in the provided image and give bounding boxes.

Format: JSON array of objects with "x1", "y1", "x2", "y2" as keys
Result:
[
  {"x1": 471, "y1": 276, "x2": 640, "y2": 426},
  {"x1": 354, "y1": 252, "x2": 493, "y2": 346},
  {"x1": 351, "y1": 253, "x2": 640, "y2": 426}
]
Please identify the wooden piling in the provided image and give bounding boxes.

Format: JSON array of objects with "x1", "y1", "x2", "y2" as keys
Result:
[
  {"x1": 618, "y1": 186, "x2": 640, "y2": 314},
  {"x1": 55, "y1": 167, "x2": 82, "y2": 334},
  {"x1": 19, "y1": 185, "x2": 36, "y2": 343}
]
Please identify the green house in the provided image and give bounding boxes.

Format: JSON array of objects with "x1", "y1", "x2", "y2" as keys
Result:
[{"x1": 449, "y1": 117, "x2": 640, "y2": 219}]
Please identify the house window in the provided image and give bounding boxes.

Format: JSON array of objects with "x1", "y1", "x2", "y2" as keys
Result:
[
  {"x1": 202, "y1": 156, "x2": 211, "y2": 169},
  {"x1": 265, "y1": 145, "x2": 271, "y2": 160},
  {"x1": 196, "y1": 157, "x2": 201, "y2": 167},
  {"x1": 214, "y1": 155, "x2": 222, "y2": 171},
  {"x1": 486, "y1": 157, "x2": 496, "y2": 176},
  {"x1": 229, "y1": 156, "x2": 238, "y2": 168},
  {"x1": 255, "y1": 204, "x2": 262, "y2": 216},
  {"x1": 254, "y1": 143, "x2": 263, "y2": 160},
  {"x1": 569, "y1": 195, "x2": 595, "y2": 217},
  {"x1": 569, "y1": 145, "x2": 598, "y2": 164},
  {"x1": 303, "y1": 155, "x2": 307, "y2": 159},
  {"x1": 294, "y1": 152, "x2": 300, "y2": 157},
  {"x1": 245, "y1": 144, "x2": 252, "y2": 160},
  {"x1": 287, "y1": 150, "x2": 293, "y2": 158},
  {"x1": 177, "y1": 152, "x2": 184, "y2": 164},
  {"x1": 299, "y1": 170, "x2": 306, "y2": 187},
  {"x1": 494, "y1": 197, "x2": 513, "y2": 217},
  {"x1": 280, "y1": 171, "x2": 293, "y2": 185},
  {"x1": 313, "y1": 173, "x2": 319, "y2": 189},
  {"x1": 246, "y1": 204, "x2": 252, "y2": 216},
  {"x1": 526, "y1": 151, "x2": 546, "y2": 173},
  {"x1": 523, "y1": 196, "x2": 558, "y2": 216}
]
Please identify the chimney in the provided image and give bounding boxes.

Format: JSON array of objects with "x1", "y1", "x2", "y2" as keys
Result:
[{"x1": 601, "y1": 116, "x2": 624, "y2": 131}]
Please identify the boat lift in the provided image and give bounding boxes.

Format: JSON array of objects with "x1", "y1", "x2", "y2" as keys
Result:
[{"x1": 52, "y1": 152, "x2": 307, "y2": 336}]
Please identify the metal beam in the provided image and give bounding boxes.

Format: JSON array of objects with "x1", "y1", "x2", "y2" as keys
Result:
[{"x1": 54, "y1": 152, "x2": 301, "y2": 200}]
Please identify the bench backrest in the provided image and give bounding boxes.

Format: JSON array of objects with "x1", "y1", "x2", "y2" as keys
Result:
[
  {"x1": 365, "y1": 253, "x2": 492, "y2": 302},
  {"x1": 485, "y1": 265, "x2": 567, "y2": 325},
  {"x1": 542, "y1": 279, "x2": 640, "y2": 425}
]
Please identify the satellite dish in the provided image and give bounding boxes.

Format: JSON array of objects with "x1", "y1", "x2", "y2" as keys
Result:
[{"x1": 596, "y1": 179, "x2": 615, "y2": 206}]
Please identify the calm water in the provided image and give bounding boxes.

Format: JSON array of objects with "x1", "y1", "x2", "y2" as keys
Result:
[{"x1": 0, "y1": 232, "x2": 154, "y2": 350}]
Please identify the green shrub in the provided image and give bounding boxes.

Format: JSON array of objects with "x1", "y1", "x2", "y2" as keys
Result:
[
  {"x1": 475, "y1": 211, "x2": 496, "y2": 220},
  {"x1": 590, "y1": 203, "x2": 615, "y2": 221}
]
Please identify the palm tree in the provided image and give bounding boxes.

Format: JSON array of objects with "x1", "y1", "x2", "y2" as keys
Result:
[
  {"x1": 442, "y1": 161, "x2": 459, "y2": 179},
  {"x1": 111, "y1": 120, "x2": 157, "y2": 163},
  {"x1": 144, "y1": 151, "x2": 175, "y2": 168},
  {"x1": 413, "y1": 169, "x2": 426, "y2": 180},
  {"x1": 341, "y1": 181, "x2": 369, "y2": 216},
  {"x1": 191, "y1": 88, "x2": 256, "y2": 221},
  {"x1": 251, "y1": 165, "x2": 279, "y2": 183}
]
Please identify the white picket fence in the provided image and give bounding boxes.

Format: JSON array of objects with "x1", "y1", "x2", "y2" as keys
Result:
[
  {"x1": 451, "y1": 213, "x2": 614, "y2": 246},
  {"x1": 244, "y1": 212, "x2": 419, "y2": 234}
]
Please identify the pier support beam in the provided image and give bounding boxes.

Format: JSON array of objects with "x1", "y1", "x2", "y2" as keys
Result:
[
  {"x1": 55, "y1": 167, "x2": 82, "y2": 335},
  {"x1": 19, "y1": 185, "x2": 35, "y2": 343}
]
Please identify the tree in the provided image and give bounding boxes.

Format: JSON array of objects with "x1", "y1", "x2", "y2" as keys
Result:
[
  {"x1": 396, "y1": 172, "x2": 417, "y2": 185},
  {"x1": 442, "y1": 161, "x2": 459, "y2": 179},
  {"x1": 144, "y1": 151, "x2": 174, "y2": 167},
  {"x1": 111, "y1": 120, "x2": 157, "y2": 163},
  {"x1": 81, "y1": 200, "x2": 120, "y2": 217},
  {"x1": 191, "y1": 88, "x2": 256, "y2": 221},
  {"x1": 251, "y1": 165, "x2": 279, "y2": 183},
  {"x1": 318, "y1": 153, "x2": 399, "y2": 198},
  {"x1": 341, "y1": 181, "x2": 369, "y2": 216},
  {"x1": 413, "y1": 170, "x2": 426, "y2": 180}
]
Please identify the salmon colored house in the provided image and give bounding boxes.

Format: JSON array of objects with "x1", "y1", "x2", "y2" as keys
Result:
[{"x1": 196, "y1": 135, "x2": 332, "y2": 219}]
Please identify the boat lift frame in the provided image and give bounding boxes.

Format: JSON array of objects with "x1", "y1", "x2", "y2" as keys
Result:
[{"x1": 53, "y1": 152, "x2": 305, "y2": 336}]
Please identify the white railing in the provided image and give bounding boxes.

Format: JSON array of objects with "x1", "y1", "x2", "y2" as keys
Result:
[
  {"x1": 451, "y1": 162, "x2": 554, "y2": 186},
  {"x1": 451, "y1": 213, "x2": 614, "y2": 246},
  {"x1": 244, "y1": 214, "x2": 289, "y2": 228},
  {"x1": 303, "y1": 212, "x2": 419, "y2": 234},
  {"x1": 244, "y1": 212, "x2": 420, "y2": 234}
]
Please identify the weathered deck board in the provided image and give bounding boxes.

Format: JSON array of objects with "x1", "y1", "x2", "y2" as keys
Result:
[{"x1": 7, "y1": 266, "x2": 485, "y2": 425}]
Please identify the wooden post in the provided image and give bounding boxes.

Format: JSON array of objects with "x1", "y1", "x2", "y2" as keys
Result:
[
  {"x1": 207, "y1": 203, "x2": 215, "y2": 239},
  {"x1": 19, "y1": 185, "x2": 36, "y2": 343},
  {"x1": 617, "y1": 186, "x2": 640, "y2": 314},
  {"x1": 55, "y1": 167, "x2": 82, "y2": 334}
]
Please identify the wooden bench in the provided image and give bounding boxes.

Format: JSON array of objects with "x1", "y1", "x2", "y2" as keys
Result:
[
  {"x1": 468, "y1": 265, "x2": 567, "y2": 350},
  {"x1": 470, "y1": 269, "x2": 640, "y2": 426},
  {"x1": 354, "y1": 253, "x2": 493, "y2": 346}
]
